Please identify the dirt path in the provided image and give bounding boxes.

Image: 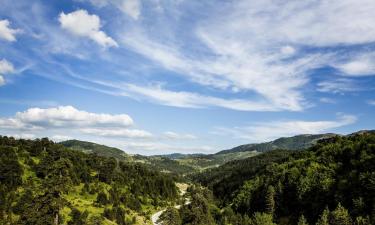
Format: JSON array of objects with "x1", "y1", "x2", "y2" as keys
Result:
[{"x1": 151, "y1": 183, "x2": 189, "y2": 225}]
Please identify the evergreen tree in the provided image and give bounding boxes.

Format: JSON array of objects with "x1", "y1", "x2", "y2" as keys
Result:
[
  {"x1": 354, "y1": 216, "x2": 371, "y2": 225},
  {"x1": 316, "y1": 207, "x2": 330, "y2": 225},
  {"x1": 330, "y1": 203, "x2": 351, "y2": 225},
  {"x1": 159, "y1": 207, "x2": 182, "y2": 225},
  {"x1": 250, "y1": 212, "x2": 276, "y2": 225},
  {"x1": 68, "y1": 208, "x2": 88, "y2": 225},
  {"x1": 265, "y1": 185, "x2": 276, "y2": 216},
  {"x1": 96, "y1": 191, "x2": 108, "y2": 206},
  {"x1": 298, "y1": 214, "x2": 309, "y2": 225}
]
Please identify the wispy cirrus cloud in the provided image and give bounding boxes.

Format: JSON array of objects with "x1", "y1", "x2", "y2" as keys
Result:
[
  {"x1": 213, "y1": 114, "x2": 357, "y2": 143},
  {"x1": 117, "y1": 0, "x2": 375, "y2": 111},
  {"x1": 317, "y1": 78, "x2": 359, "y2": 94},
  {"x1": 0, "y1": 59, "x2": 15, "y2": 86},
  {"x1": 83, "y1": 0, "x2": 142, "y2": 20}
]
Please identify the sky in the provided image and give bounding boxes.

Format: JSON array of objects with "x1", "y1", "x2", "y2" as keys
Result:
[{"x1": 0, "y1": 0, "x2": 375, "y2": 155}]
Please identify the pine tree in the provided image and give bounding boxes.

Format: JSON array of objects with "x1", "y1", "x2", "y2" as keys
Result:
[
  {"x1": 298, "y1": 215, "x2": 309, "y2": 225},
  {"x1": 330, "y1": 203, "x2": 351, "y2": 225},
  {"x1": 265, "y1": 185, "x2": 275, "y2": 216},
  {"x1": 316, "y1": 207, "x2": 330, "y2": 225},
  {"x1": 250, "y1": 212, "x2": 276, "y2": 225},
  {"x1": 96, "y1": 191, "x2": 108, "y2": 206}
]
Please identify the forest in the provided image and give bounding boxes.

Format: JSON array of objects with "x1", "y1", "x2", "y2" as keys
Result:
[
  {"x1": 0, "y1": 136, "x2": 178, "y2": 225},
  {"x1": 0, "y1": 131, "x2": 375, "y2": 225},
  {"x1": 186, "y1": 132, "x2": 375, "y2": 225}
]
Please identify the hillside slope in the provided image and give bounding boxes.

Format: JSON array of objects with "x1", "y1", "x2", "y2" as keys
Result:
[
  {"x1": 0, "y1": 137, "x2": 179, "y2": 225},
  {"x1": 216, "y1": 133, "x2": 336, "y2": 155},
  {"x1": 191, "y1": 131, "x2": 375, "y2": 225},
  {"x1": 60, "y1": 139, "x2": 131, "y2": 161}
]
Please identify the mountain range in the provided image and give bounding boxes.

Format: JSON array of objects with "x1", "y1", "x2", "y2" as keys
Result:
[{"x1": 60, "y1": 132, "x2": 340, "y2": 174}]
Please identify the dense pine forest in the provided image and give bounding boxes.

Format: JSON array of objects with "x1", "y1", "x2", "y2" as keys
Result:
[
  {"x1": 186, "y1": 132, "x2": 375, "y2": 225},
  {"x1": 0, "y1": 136, "x2": 178, "y2": 225},
  {"x1": 1, "y1": 131, "x2": 375, "y2": 225}
]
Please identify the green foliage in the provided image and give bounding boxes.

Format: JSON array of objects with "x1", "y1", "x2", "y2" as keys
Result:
[
  {"x1": 298, "y1": 215, "x2": 309, "y2": 225},
  {"x1": 158, "y1": 207, "x2": 182, "y2": 225},
  {"x1": 250, "y1": 212, "x2": 276, "y2": 225},
  {"x1": 0, "y1": 136, "x2": 178, "y2": 225},
  {"x1": 193, "y1": 150, "x2": 292, "y2": 204},
  {"x1": 330, "y1": 203, "x2": 351, "y2": 225},
  {"x1": 315, "y1": 208, "x2": 330, "y2": 225},
  {"x1": 179, "y1": 185, "x2": 215, "y2": 225},
  {"x1": 96, "y1": 191, "x2": 108, "y2": 206},
  {"x1": 216, "y1": 134, "x2": 335, "y2": 154},
  {"x1": 265, "y1": 185, "x2": 276, "y2": 216},
  {"x1": 68, "y1": 208, "x2": 88, "y2": 225},
  {"x1": 60, "y1": 139, "x2": 130, "y2": 161},
  {"x1": 228, "y1": 133, "x2": 375, "y2": 224}
]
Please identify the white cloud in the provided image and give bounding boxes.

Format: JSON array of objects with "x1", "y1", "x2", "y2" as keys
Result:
[
  {"x1": 0, "y1": 59, "x2": 15, "y2": 74},
  {"x1": 335, "y1": 53, "x2": 375, "y2": 76},
  {"x1": 0, "y1": 76, "x2": 4, "y2": 86},
  {"x1": 51, "y1": 135, "x2": 72, "y2": 142},
  {"x1": 0, "y1": 19, "x2": 20, "y2": 41},
  {"x1": 117, "y1": 0, "x2": 375, "y2": 111},
  {"x1": 319, "y1": 97, "x2": 336, "y2": 104},
  {"x1": 0, "y1": 106, "x2": 154, "y2": 143},
  {"x1": 280, "y1": 45, "x2": 296, "y2": 56},
  {"x1": 213, "y1": 114, "x2": 357, "y2": 143},
  {"x1": 163, "y1": 131, "x2": 197, "y2": 140},
  {"x1": 317, "y1": 78, "x2": 358, "y2": 94},
  {"x1": 85, "y1": 0, "x2": 141, "y2": 20},
  {"x1": 119, "y1": 0, "x2": 141, "y2": 20},
  {"x1": 367, "y1": 100, "x2": 375, "y2": 106},
  {"x1": 13, "y1": 106, "x2": 133, "y2": 128},
  {"x1": 81, "y1": 128, "x2": 153, "y2": 138},
  {"x1": 6, "y1": 133, "x2": 36, "y2": 140},
  {"x1": 0, "y1": 106, "x2": 134, "y2": 131},
  {"x1": 94, "y1": 81, "x2": 288, "y2": 111},
  {"x1": 59, "y1": 9, "x2": 118, "y2": 47}
]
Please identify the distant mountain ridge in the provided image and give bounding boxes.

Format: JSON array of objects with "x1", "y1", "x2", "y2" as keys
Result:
[
  {"x1": 215, "y1": 133, "x2": 337, "y2": 155},
  {"x1": 60, "y1": 131, "x2": 374, "y2": 174},
  {"x1": 60, "y1": 139, "x2": 130, "y2": 161}
]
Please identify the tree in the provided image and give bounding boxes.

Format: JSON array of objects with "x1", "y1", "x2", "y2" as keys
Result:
[
  {"x1": 158, "y1": 207, "x2": 181, "y2": 225},
  {"x1": 316, "y1": 208, "x2": 329, "y2": 225},
  {"x1": 96, "y1": 191, "x2": 108, "y2": 206},
  {"x1": 298, "y1": 214, "x2": 309, "y2": 225},
  {"x1": 68, "y1": 208, "x2": 88, "y2": 225},
  {"x1": 354, "y1": 216, "x2": 371, "y2": 225},
  {"x1": 250, "y1": 212, "x2": 276, "y2": 225},
  {"x1": 330, "y1": 203, "x2": 351, "y2": 225},
  {"x1": 265, "y1": 185, "x2": 276, "y2": 216}
]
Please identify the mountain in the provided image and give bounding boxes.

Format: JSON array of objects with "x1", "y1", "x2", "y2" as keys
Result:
[
  {"x1": 60, "y1": 139, "x2": 130, "y2": 161},
  {"x1": 61, "y1": 139, "x2": 198, "y2": 175},
  {"x1": 0, "y1": 136, "x2": 179, "y2": 225},
  {"x1": 215, "y1": 133, "x2": 337, "y2": 155},
  {"x1": 184, "y1": 131, "x2": 375, "y2": 224},
  {"x1": 60, "y1": 133, "x2": 338, "y2": 174}
]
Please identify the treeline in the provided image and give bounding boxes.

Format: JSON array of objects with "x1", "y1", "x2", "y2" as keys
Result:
[
  {"x1": 191, "y1": 132, "x2": 375, "y2": 224},
  {"x1": 0, "y1": 136, "x2": 178, "y2": 225},
  {"x1": 192, "y1": 150, "x2": 293, "y2": 204}
]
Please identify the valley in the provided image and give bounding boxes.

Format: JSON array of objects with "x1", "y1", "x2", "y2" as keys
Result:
[{"x1": 1, "y1": 131, "x2": 374, "y2": 224}]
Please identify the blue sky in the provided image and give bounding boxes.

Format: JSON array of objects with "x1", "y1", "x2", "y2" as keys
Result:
[{"x1": 0, "y1": 0, "x2": 375, "y2": 155}]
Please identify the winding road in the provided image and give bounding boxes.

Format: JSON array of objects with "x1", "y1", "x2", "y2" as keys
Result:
[{"x1": 151, "y1": 183, "x2": 190, "y2": 225}]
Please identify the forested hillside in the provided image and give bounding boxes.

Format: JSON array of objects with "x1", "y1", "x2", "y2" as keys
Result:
[
  {"x1": 60, "y1": 140, "x2": 131, "y2": 161},
  {"x1": 216, "y1": 133, "x2": 336, "y2": 155},
  {"x1": 0, "y1": 136, "x2": 178, "y2": 225},
  {"x1": 187, "y1": 132, "x2": 375, "y2": 225}
]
